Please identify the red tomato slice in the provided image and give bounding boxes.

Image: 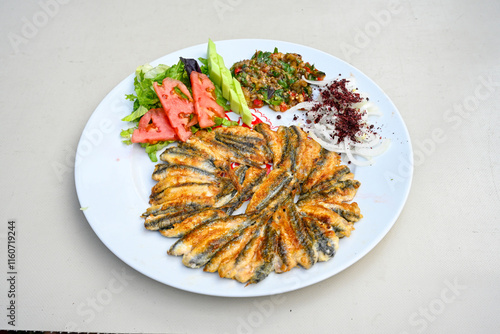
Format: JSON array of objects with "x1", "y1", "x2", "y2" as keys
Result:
[
  {"x1": 153, "y1": 78, "x2": 195, "y2": 142},
  {"x1": 190, "y1": 71, "x2": 225, "y2": 128},
  {"x1": 131, "y1": 108, "x2": 178, "y2": 143}
]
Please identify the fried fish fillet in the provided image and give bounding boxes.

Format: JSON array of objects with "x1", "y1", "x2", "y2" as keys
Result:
[
  {"x1": 159, "y1": 209, "x2": 227, "y2": 238},
  {"x1": 168, "y1": 214, "x2": 254, "y2": 268},
  {"x1": 141, "y1": 125, "x2": 363, "y2": 285}
]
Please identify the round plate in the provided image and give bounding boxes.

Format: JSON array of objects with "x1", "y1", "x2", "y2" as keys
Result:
[{"x1": 75, "y1": 39, "x2": 413, "y2": 297}]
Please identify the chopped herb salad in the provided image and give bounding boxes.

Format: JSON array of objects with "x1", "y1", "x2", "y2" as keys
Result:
[{"x1": 231, "y1": 49, "x2": 325, "y2": 112}]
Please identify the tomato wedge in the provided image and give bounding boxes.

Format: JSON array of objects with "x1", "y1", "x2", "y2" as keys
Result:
[
  {"x1": 190, "y1": 71, "x2": 225, "y2": 128},
  {"x1": 131, "y1": 108, "x2": 178, "y2": 143},
  {"x1": 153, "y1": 78, "x2": 195, "y2": 142}
]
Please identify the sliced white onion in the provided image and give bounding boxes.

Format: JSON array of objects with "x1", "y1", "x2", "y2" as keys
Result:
[
  {"x1": 354, "y1": 138, "x2": 391, "y2": 157},
  {"x1": 286, "y1": 101, "x2": 316, "y2": 113},
  {"x1": 301, "y1": 76, "x2": 336, "y2": 86},
  {"x1": 287, "y1": 77, "x2": 390, "y2": 166}
]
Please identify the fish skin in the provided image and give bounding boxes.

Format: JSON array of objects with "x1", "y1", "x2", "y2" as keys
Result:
[
  {"x1": 301, "y1": 149, "x2": 342, "y2": 194},
  {"x1": 271, "y1": 204, "x2": 298, "y2": 273},
  {"x1": 141, "y1": 201, "x2": 205, "y2": 218},
  {"x1": 271, "y1": 200, "x2": 317, "y2": 271},
  {"x1": 286, "y1": 126, "x2": 303, "y2": 172},
  {"x1": 256, "y1": 175, "x2": 298, "y2": 220},
  {"x1": 144, "y1": 209, "x2": 201, "y2": 230},
  {"x1": 300, "y1": 179, "x2": 361, "y2": 204},
  {"x1": 247, "y1": 222, "x2": 277, "y2": 285},
  {"x1": 296, "y1": 201, "x2": 354, "y2": 238},
  {"x1": 142, "y1": 196, "x2": 214, "y2": 219},
  {"x1": 213, "y1": 177, "x2": 238, "y2": 208},
  {"x1": 301, "y1": 165, "x2": 352, "y2": 196},
  {"x1": 149, "y1": 182, "x2": 219, "y2": 206},
  {"x1": 302, "y1": 217, "x2": 339, "y2": 262},
  {"x1": 218, "y1": 222, "x2": 268, "y2": 283},
  {"x1": 180, "y1": 216, "x2": 256, "y2": 268},
  {"x1": 294, "y1": 130, "x2": 323, "y2": 184},
  {"x1": 159, "y1": 209, "x2": 227, "y2": 238},
  {"x1": 151, "y1": 169, "x2": 218, "y2": 195},
  {"x1": 223, "y1": 166, "x2": 267, "y2": 215},
  {"x1": 204, "y1": 220, "x2": 263, "y2": 273},
  {"x1": 275, "y1": 126, "x2": 294, "y2": 170},
  {"x1": 167, "y1": 214, "x2": 249, "y2": 259},
  {"x1": 159, "y1": 146, "x2": 218, "y2": 173},
  {"x1": 214, "y1": 126, "x2": 272, "y2": 166},
  {"x1": 297, "y1": 199, "x2": 362, "y2": 223},
  {"x1": 287, "y1": 203, "x2": 317, "y2": 268},
  {"x1": 152, "y1": 164, "x2": 218, "y2": 183},
  {"x1": 183, "y1": 130, "x2": 264, "y2": 168},
  {"x1": 253, "y1": 123, "x2": 284, "y2": 167},
  {"x1": 178, "y1": 133, "x2": 231, "y2": 169},
  {"x1": 245, "y1": 169, "x2": 295, "y2": 215}
]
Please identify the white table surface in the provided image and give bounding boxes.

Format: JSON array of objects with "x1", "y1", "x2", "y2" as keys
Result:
[{"x1": 1, "y1": 0, "x2": 499, "y2": 333}]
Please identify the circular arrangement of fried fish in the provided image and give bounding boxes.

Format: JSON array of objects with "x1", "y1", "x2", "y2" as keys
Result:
[{"x1": 142, "y1": 124, "x2": 362, "y2": 285}]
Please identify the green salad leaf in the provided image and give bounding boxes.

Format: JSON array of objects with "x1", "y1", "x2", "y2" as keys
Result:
[
  {"x1": 142, "y1": 141, "x2": 173, "y2": 162},
  {"x1": 122, "y1": 45, "x2": 237, "y2": 163},
  {"x1": 121, "y1": 105, "x2": 149, "y2": 122}
]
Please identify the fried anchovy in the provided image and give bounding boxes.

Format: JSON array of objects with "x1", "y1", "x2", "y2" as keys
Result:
[
  {"x1": 301, "y1": 165, "x2": 352, "y2": 196},
  {"x1": 303, "y1": 217, "x2": 339, "y2": 262},
  {"x1": 213, "y1": 177, "x2": 238, "y2": 208},
  {"x1": 223, "y1": 166, "x2": 267, "y2": 215},
  {"x1": 150, "y1": 182, "x2": 218, "y2": 205},
  {"x1": 168, "y1": 214, "x2": 254, "y2": 268},
  {"x1": 214, "y1": 126, "x2": 272, "y2": 163},
  {"x1": 296, "y1": 202, "x2": 354, "y2": 238},
  {"x1": 159, "y1": 146, "x2": 218, "y2": 173},
  {"x1": 300, "y1": 179, "x2": 361, "y2": 204},
  {"x1": 287, "y1": 202, "x2": 317, "y2": 268},
  {"x1": 159, "y1": 209, "x2": 227, "y2": 238},
  {"x1": 253, "y1": 123, "x2": 284, "y2": 167},
  {"x1": 247, "y1": 222, "x2": 277, "y2": 285},
  {"x1": 144, "y1": 207, "x2": 203, "y2": 230},
  {"x1": 297, "y1": 199, "x2": 362, "y2": 223},
  {"x1": 293, "y1": 127, "x2": 323, "y2": 183},
  {"x1": 183, "y1": 130, "x2": 263, "y2": 168},
  {"x1": 152, "y1": 163, "x2": 218, "y2": 182},
  {"x1": 274, "y1": 126, "x2": 293, "y2": 170},
  {"x1": 204, "y1": 219, "x2": 264, "y2": 274},
  {"x1": 218, "y1": 222, "x2": 268, "y2": 283},
  {"x1": 151, "y1": 169, "x2": 218, "y2": 195},
  {"x1": 301, "y1": 149, "x2": 341, "y2": 194},
  {"x1": 246, "y1": 169, "x2": 295, "y2": 215},
  {"x1": 142, "y1": 201, "x2": 207, "y2": 218}
]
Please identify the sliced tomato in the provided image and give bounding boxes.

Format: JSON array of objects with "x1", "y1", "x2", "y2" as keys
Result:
[
  {"x1": 153, "y1": 78, "x2": 194, "y2": 142},
  {"x1": 190, "y1": 71, "x2": 225, "y2": 128},
  {"x1": 131, "y1": 108, "x2": 178, "y2": 143}
]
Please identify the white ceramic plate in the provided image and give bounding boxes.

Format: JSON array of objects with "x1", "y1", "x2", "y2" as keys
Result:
[{"x1": 75, "y1": 39, "x2": 413, "y2": 297}]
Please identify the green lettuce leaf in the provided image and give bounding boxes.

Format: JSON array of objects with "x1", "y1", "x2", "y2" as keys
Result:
[
  {"x1": 141, "y1": 141, "x2": 173, "y2": 162},
  {"x1": 121, "y1": 105, "x2": 149, "y2": 122},
  {"x1": 120, "y1": 128, "x2": 136, "y2": 145}
]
